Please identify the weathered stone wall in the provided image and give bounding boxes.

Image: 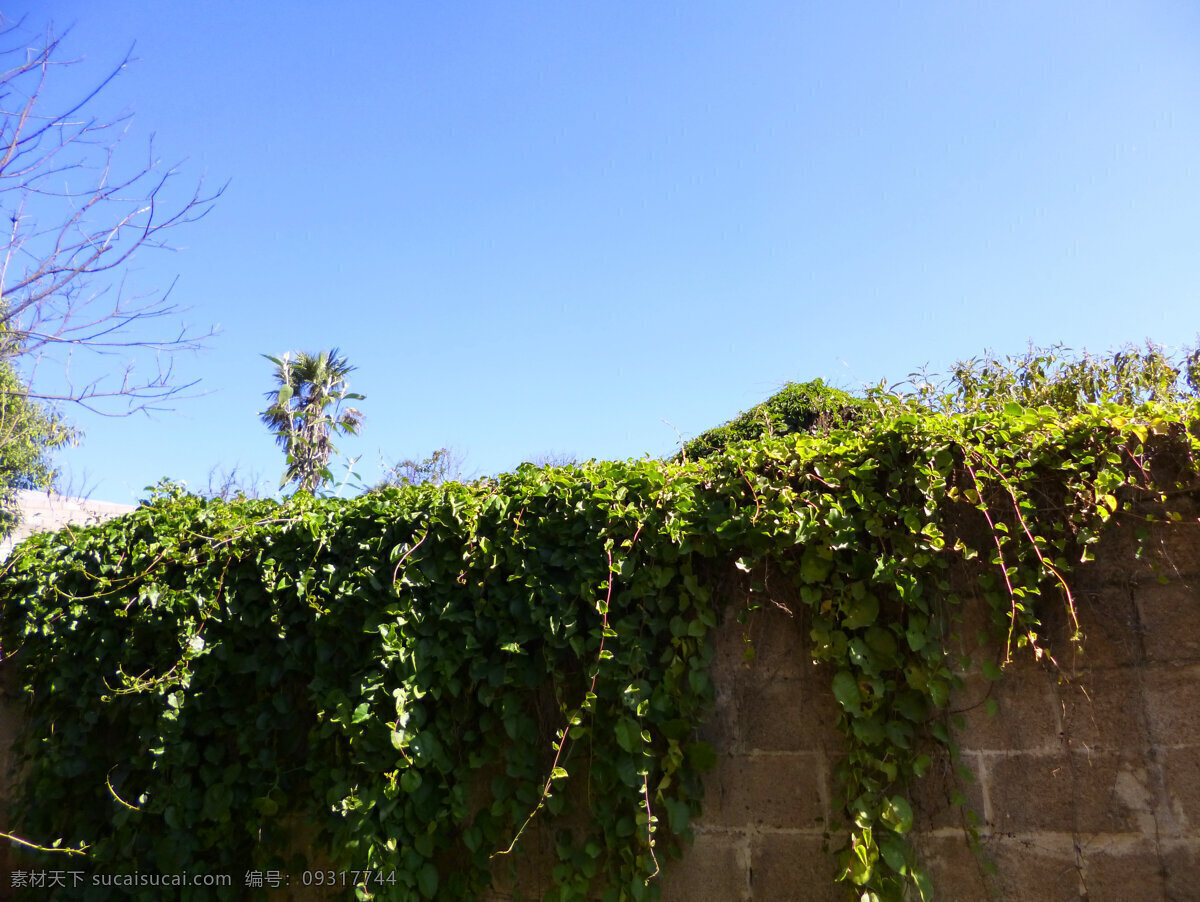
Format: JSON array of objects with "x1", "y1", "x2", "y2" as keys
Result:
[
  {"x1": 3, "y1": 512, "x2": 1198, "y2": 900},
  {"x1": 656, "y1": 511, "x2": 1200, "y2": 901}
]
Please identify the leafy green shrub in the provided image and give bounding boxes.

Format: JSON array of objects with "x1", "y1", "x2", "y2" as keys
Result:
[
  {"x1": 1, "y1": 465, "x2": 720, "y2": 901},
  {"x1": 678, "y1": 378, "x2": 868, "y2": 461},
  {"x1": 0, "y1": 355, "x2": 74, "y2": 538},
  {"x1": 915, "y1": 341, "x2": 1200, "y2": 413}
]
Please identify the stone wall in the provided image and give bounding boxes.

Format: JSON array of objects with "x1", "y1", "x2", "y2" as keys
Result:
[
  {"x1": 2, "y1": 511, "x2": 1198, "y2": 900},
  {"x1": 654, "y1": 511, "x2": 1200, "y2": 901}
]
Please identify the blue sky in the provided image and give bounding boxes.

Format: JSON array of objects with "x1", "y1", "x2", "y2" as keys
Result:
[{"x1": 7, "y1": 1, "x2": 1200, "y2": 503}]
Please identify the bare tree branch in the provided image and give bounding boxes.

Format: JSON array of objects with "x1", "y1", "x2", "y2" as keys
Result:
[{"x1": 0, "y1": 17, "x2": 224, "y2": 414}]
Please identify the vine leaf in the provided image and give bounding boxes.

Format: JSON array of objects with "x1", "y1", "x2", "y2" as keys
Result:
[
  {"x1": 880, "y1": 795, "x2": 914, "y2": 833},
  {"x1": 832, "y1": 670, "x2": 863, "y2": 715}
]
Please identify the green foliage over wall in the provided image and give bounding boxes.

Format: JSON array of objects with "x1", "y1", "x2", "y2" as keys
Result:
[
  {"x1": 2, "y1": 345, "x2": 1198, "y2": 901},
  {"x1": 1, "y1": 466, "x2": 722, "y2": 901},
  {"x1": 678, "y1": 378, "x2": 868, "y2": 461}
]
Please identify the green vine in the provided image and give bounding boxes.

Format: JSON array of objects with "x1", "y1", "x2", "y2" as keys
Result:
[{"x1": 1, "y1": 344, "x2": 1198, "y2": 901}]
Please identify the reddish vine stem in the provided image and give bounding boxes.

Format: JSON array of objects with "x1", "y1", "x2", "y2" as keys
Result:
[
  {"x1": 1123, "y1": 444, "x2": 1153, "y2": 489},
  {"x1": 390, "y1": 530, "x2": 429, "y2": 584},
  {"x1": 975, "y1": 454, "x2": 1080, "y2": 642},
  {"x1": 962, "y1": 459, "x2": 1028, "y2": 664},
  {"x1": 739, "y1": 469, "x2": 762, "y2": 523},
  {"x1": 806, "y1": 471, "x2": 840, "y2": 490},
  {"x1": 641, "y1": 772, "x2": 660, "y2": 883}
]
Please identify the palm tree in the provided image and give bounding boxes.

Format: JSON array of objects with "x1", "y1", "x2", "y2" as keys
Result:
[{"x1": 259, "y1": 348, "x2": 364, "y2": 493}]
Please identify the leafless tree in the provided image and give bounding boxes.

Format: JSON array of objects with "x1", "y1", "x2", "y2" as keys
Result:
[
  {"x1": 0, "y1": 19, "x2": 223, "y2": 415},
  {"x1": 377, "y1": 447, "x2": 470, "y2": 488},
  {"x1": 201, "y1": 464, "x2": 268, "y2": 500},
  {"x1": 523, "y1": 452, "x2": 577, "y2": 468}
]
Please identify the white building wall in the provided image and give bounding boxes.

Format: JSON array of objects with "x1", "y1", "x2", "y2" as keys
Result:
[{"x1": 0, "y1": 490, "x2": 136, "y2": 559}]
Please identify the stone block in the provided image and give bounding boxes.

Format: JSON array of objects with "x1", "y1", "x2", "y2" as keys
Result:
[
  {"x1": 986, "y1": 751, "x2": 1076, "y2": 833},
  {"x1": 1070, "y1": 751, "x2": 1158, "y2": 836},
  {"x1": 1143, "y1": 664, "x2": 1200, "y2": 747},
  {"x1": 909, "y1": 749, "x2": 987, "y2": 833},
  {"x1": 697, "y1": 666, "x2": 740, "y2": 754},
  {"x1": 1071, "y1": 515, "x2": 1200, "y2": 601},
  {"x1": 697, "y1": 753, "x2": 828, "y2": 832},
  {"x1": 1137, "y1": 581, "x2": 1200, "y2": 665},
  {"x1": 738, "y1": 675, "x2": 842, "y2": 754},
  {"x1": 1134, "y1": 518, "x2": 1200, "y2": 586},
  {"x1": 748, "y1": 833, "x2": 842, "y2": 902},
  {"x1": 1162, "y1": 745, "x2": 1200, "y2": 834},
  {"x1": 910, "y1": 833, "x2": 993, "y2": 902},
  {"x1": 715, "y1": 602, "x2": 811, "y2": 681},
  {"x1": 1163, "y1": 838, "x2": 1200, "y2": 901},
  {"x1": 660, "y1": 832, "x2": 747, "y2": 902},
  {"x1": 1071, "y1": 530, "x2": 1138, "y2": 596},
  {"x1": 1081, "y1": 836, "x2": 1168, "y2": 902},
  {"x1": 983, "y1": 833, "x2": 1083, "y2": 900},
  {"x1": 709, "y1": 613, "x2": 759, "y2": 686},
  {"x1": 1058, "y1": 669, "x2": 1151, "y2": 751},
  {"x1": 954, "y1": 666, "x2": 1062, "y2": 752},
  {"x1": 1064, "y1": 585, "x2": 1143, "y2": 671}
]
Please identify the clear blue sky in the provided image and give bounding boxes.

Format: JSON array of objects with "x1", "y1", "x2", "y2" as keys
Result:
[{"x1": 8, "y1": 1, "x2": 1200, "y2": 503}]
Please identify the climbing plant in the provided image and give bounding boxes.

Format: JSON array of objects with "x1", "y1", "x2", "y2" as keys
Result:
[
  {"x1": 1, "y1": 344, "x2": 1197, "y2": 901},
  {"x1": 677, "y1": 377, "x2": 867, "y2": 462}
]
